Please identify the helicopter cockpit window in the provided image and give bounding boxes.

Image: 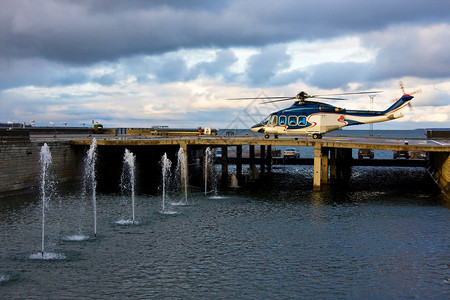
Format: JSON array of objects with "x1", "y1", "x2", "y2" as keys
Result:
[
  {"x1": 269, "y1": 115, "x2": 277, "y2": 126},
  {"x1": 261, "y1": 116, "x2": 270, "y2": 125},
  {"x1": 288, "y1": 116, "x2": 297, "y2": 126},
  {"x1": 298, "y1": 116, "x2": 307, "y2": 126},
  {"x1": 279, "y1": 116, "x2": 286, "y2": 126}
]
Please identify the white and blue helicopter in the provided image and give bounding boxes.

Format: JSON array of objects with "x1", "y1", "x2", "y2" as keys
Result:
[{"x1": 232, "y1": 82, "x2": 420, "y2": 139}]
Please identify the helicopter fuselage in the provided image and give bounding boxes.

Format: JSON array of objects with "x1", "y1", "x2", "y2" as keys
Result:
[{"x1": 251, "y1": 94, "x2": 413, "y2": 139}]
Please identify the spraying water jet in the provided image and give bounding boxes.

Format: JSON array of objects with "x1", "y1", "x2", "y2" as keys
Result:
[
  {"x1": 83, "y1": 138, "x2": 98, "y2": 237},
  {"x1": 120, "y1": 149, "x2": 137, "y2": 224},
  {"x1": 160, "y1": 153, "x2": 177, "y2": 214},
  {"x1": 30, "y1": 144, "x2": 66, "y2": 260},
  {"x1": 39, "y1": 143, "x2": 52, "y2": 257}
]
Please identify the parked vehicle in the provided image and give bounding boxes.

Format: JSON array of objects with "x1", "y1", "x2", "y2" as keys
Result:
[
  {"x1": 410, "y1": 151, "x2": 426, "y2": 159},
  {"x1": 283, "y1": 148, "x2": 300, "y2": 158},
  {"x1": 358, "y1": 149, "x2": 374, "y2": 159},
  {"x1": 393, "y1": 150, "x2": 410, "y2": 159}
]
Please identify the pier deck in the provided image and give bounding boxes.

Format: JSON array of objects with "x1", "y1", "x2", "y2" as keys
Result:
[
  {"x1": 32, "y1": 133, "x2": 450, "y2": 199},
  {"x1": 61, "y1": 133, "x2": 446, "y2": 151}
]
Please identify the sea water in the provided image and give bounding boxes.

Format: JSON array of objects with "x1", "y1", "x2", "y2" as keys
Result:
[{"x1": 0, "y1": 130, "x2": 448, "y2": 299}]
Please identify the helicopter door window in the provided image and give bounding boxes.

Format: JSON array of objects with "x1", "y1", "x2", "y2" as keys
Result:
[
  {"x1": 288, "y1": 116, "x2": 297, "y2": 126},
  {"x1": 279, "y1": 116, "x2": 286, "y2": 126},
  {"x1": 269, "y1": 115, "x2": 277, "y2": 126},
  {"x1": 298, "y1": 116, "x2": 307, "y2": 126}
]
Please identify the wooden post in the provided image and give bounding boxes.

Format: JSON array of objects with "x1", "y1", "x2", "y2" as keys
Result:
[
  {"x1": 313, "y1": 143, "x2": 322, "y2": 190},
  {"x1": 248, "y1": 145, "x2": 259, "y2": 181},
  {"x1": 321, "y1": 148, "x2": 329, "y2": 184},
  {"x1": 329, "y1": 148, "x2": 336, "y2": 182},
  {"x1": 221, "y1": 146, "x2": 228, "y2": 186},
  {"x1": 249, "y1": 145, "x2": 255, "y2": 162},
  {"x1": 260, "y1": 145, "x2": 266, "y2": 174},
  {"x1": 236, "y1": 145, "x2": 242, "y2": 183},
  {"x1": 267, "y1": 145, "x2": 272, "y2": 172},
  {"x1": 342, "y1": 148, "x2": 352, "y2": 181}
]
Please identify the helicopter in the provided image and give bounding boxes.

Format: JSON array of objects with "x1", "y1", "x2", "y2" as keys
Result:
[{"x1": 230, "y1": 82, "x2": 420, "y2": 139}]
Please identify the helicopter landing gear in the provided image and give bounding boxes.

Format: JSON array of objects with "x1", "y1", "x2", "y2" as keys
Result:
[
  {"x1": 264, "y1": 134, "x2": 270, "y2": 139},
  {"x1": 312, "y1": 133, "x2": 323, "y2": 139},
  {"x1": 274, "y1": 134, "x2": 279, "y2": 139}
]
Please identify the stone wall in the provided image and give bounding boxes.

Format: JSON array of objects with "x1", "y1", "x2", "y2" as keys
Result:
[
  {"x1": 429, "y1": 151, "x2": 450, "y2": 200},
  {"x1": 0, "y1": 133, "x2": 85, "y2": 194}
]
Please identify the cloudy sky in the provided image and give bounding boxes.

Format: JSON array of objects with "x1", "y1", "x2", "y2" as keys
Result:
[{"x1": 1, "y1": 0, "x2": 449, "y2": 130}]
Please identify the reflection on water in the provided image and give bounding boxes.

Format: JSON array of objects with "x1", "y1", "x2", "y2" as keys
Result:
[{"x1": 0, "y1": 166, "x2": 448, "y2": 299}]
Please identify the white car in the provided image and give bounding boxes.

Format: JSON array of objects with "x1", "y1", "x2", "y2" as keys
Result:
[{"x1": 283, "y1": 148, "x2": 300, "y2": 158}]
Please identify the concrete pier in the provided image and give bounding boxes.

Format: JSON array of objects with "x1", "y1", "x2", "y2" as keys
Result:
[
  {"x1": 68, "y1": 134, "x2": 450, "y2": 199},
  {"x1": 1, "y1": 131, "x2": 449, "y2": 199}
]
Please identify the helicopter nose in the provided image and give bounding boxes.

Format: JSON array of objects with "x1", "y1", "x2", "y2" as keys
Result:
[{"x1": 251, "y1": 123, "x2": 265, "y2": 133}]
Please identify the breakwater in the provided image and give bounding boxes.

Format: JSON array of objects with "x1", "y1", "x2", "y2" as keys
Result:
[{"x1": 0, "y1": 131, "x2": 84, "y2": 194}]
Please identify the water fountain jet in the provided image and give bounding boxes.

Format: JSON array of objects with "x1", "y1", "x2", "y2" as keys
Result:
[
  {"x1": 119, "y1": 149, "x2": 137, "y2": 224},
  {"x1": 83, "y1": 138, "x2": 98, "y2": 237},
  {"x1": 160, "y1": 153, "x2": 176, "y2": 214},
  {"x1": 204, "y1": 147, "x2": 219, "y2": 197},
  {"x1": 204, "y1": 147, "x2": 212, "y2": 195},
  {"x1": 172, "y1": 147, "x2": 189, "y2": 206},
  {"x1": 39, "y1": 143, "x2": 52, "y2": 257},
  {"x1": 30, "y1": 144, "x2": 66, "y2": 260}
]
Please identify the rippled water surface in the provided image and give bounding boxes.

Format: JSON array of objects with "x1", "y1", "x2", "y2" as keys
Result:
[{"x1": 0, "y1": 166, "x2": 449, "y2": 299}]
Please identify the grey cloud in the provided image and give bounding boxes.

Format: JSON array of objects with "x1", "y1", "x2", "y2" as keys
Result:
[
  {"x1": 0, "y1": 58, "x2": 65, "y2": 89},
  {"x1": 304, "y1": 23, "x2": 450, "y2": 89},
  {"x1": 1, "y1": 0, "x2": 449, "y2": 98},
  {"x1": 424, "y1": 89, "x2": 450, "y2": 107},
  {"x1": 269, "y1": 70, "x2": 305, "y2": 87},
  {"x1": 151, "y1": 55, "x2": 190, "y2": 83},
  {"x1": 0, "y1": 58, "x2": 98, "y2": 89},
  {"x1": 1, "y1": 0, "x2": 449, "y2": 65},
  {"x1": 305, "y1": 62, "x2": 369, "y2": 90},
  {"x1": 246, "y1": 45, "x2": 292, "y2": 86},
  {"x1": 365, "y1": 25, "x2": 450, "y2": 81},
  {"x1": 194, "y1": 50, "x2": 238, "y2": 78},
  {"x1": 79, "y1": 0, "x2": 228, "y2": 13}
]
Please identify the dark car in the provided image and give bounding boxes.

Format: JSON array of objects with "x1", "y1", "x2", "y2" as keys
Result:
[
  {"x1": 358, "y1": 149, "x2": 374, "y2": 159},
  {"x1": 393, "y1": 150, "x2": 410, "y2": 159}
]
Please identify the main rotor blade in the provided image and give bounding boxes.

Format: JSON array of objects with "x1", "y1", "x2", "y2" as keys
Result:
[
  {"x1": 261, "y1": 97, "x2": 296, "y2": 104},
  {"x1": 311, "y1": 96, "x2": 347, "y2": 100},
  {"x1": 313, "y1": 91, "x2": 383, "y2": 97},
  {"x1": 227, "y1": 96, "x2": 292, "y2": 100}
]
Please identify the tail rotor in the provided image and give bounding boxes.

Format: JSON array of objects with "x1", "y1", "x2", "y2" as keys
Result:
[{"x1": 398, "y1": 81, "x2": 421, "y2": 110}]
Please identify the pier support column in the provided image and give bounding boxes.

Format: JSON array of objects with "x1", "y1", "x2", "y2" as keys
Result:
[
  {"x1": 336, "y1": 148, "x2": 352, "y2": 181},
  {"x1": 236, "y1": 145, "x2": 242, "y2": 183},
  {"x1": 248, "y1": 145, "x2": 259, "y2": 181},
  {"x1": 329, "y1": 148, "x2": 336, "y2": 182},
  {"x1": 321, "y1": 148, "x2": 329, "y2": 184},
  {"x1": 260, "y1": 145, "x2": 266, "y2": 174},
  {"x1": 221, "y1": 146, "x2": 228, "y2": 186},
  {"x1": 267, "y1": 145, "x2": 272, "y2": 172},
  {"x1": 313, "y1": 143, "x2": 322, "y2": 190}
]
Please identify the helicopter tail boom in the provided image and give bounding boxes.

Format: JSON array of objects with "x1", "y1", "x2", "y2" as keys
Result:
[
  {"x1": 382, "y1": 94, "x2": 414, "y2": 115},
  {"x1": 343, "y1": 94, "x2": 413, "y2": 126}
]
